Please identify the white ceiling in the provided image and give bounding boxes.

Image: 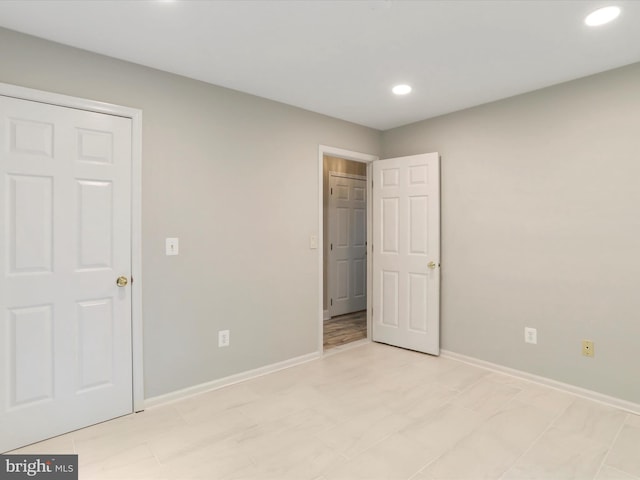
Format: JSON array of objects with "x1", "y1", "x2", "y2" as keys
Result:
[{"x1": 1, "y1": 0, "x2": 639, "y2": 130}]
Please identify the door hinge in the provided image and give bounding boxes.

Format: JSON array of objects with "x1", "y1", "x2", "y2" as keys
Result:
[
  {"x1": 331, "y1": 298, "x2": 333, "y2": 306},
  {"x1": 330, "y1": 243, "x2": 333, "y2": 251},
  {"x1": 330, "y1": 187, "x2": 333, "y2": 195}
]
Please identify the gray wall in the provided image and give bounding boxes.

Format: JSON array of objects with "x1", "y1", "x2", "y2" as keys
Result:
[
  {"x1": 383, "y1": 63, "x2": 640, "y2": 404},
  {"x1": 0, "y1": 27, "x2": 381, "y2": 399},
  {"x1": 3, "y1": 26, "x2": 639, "y2": 406}
]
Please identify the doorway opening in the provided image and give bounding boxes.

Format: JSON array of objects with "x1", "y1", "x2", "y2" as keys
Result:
[
  {"x1": 318, "y1": 147, "x2": 441, "y2": 356},
  {"x1": 321, "y1": 150, "x2": 374, "y2": 351}
]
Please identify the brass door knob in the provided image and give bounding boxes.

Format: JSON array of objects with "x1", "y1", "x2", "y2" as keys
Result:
[
  {"x1": 116, "y1": 276, "x2": 129, "y2": 287},
  {"x1": 427, "y1": 261, "x2": 437, "y2": 270}
]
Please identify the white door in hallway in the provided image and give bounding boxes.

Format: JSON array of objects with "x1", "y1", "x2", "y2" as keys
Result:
[
  {"x1": 0, "y1": 95, "x2": 133, "y2": 452},
  {"x1": 329, "y1": 173, "x2": 367, "y2": 317},
  {"x1": 372, "y1": 153, "x2": 440, "y2": 355}
]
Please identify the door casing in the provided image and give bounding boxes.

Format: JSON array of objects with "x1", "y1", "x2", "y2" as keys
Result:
[
  {"x1": 318, "y1": 145, "x2": 378, "y2": 353},
  {"x1": 0, "y1": 82, "x2": 144, "y2": 412}
]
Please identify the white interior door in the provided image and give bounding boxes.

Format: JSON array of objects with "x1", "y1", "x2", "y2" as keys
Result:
[
  {"x1": 329, "y1": 174, "x2": 367, "y2": 317},
  {"x1": 372, "y1": 153, "x2": 440, "y2": 355},
  {"x1": 0, "y1": 95, "x2": 133, "y2": 452}
]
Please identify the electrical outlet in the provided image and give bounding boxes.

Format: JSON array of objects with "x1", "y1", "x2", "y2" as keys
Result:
[
  {"x1": 218, "y1": 330, "x2": 230, "y2": 348},
  {"x1": 524, "y1": 327, "x2": 537, "y2": 344},
  {"x1": 582, "y1": 340, "x2": 594, "y2": 357}
]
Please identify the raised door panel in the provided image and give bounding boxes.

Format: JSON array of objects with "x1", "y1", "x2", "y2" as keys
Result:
[
  {"x1": 381, "y1": 198, "x2": 399, "y2": 254},
  {"x1": 408, "y1": 273, "x2": 428, "y2": 333},
  {"x1": 8, "y1": 305, "x2": 54, "y2": 408},
  {"x1": 381, "y1": 271, "x2": 399, "y2": 327},
  {"x1": 77, "y1": 180, "x2": 113, "y2": 270},
  {"x1": 336, "y1": 207, "x2": 349, "y2": 248},
  {"x1": 7, "y1": 175, "x2": 53, "y2": 274},
  {"x1": 77, "y1": 129, "x2": 113, "y2": 164},
  {"x1": 409, "y1": 196, "x2": 428, "y2": 256},
  {"x1": 9, "y1": 119, "x2": 54, "y2": 158},
  {"x1": 353, "y1": 208, "x2": 366, "y2": 247},
  {"x1": 336, "y1": 261, "x2": 349, "y2": 301}
]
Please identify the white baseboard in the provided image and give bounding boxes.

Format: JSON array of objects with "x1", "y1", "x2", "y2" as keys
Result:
[
  {"x1": 323, "y1": 338, "x2": 371, "y2": 357},
  {"x1": 323, "y1": 310, "x2": 330, "y2": 321},
  {"x1": 144, "y1": 350, "x2": 321, "y2": 409},
  {"x1": 441, "y1": 349, "x2": 640, "y2": 416}
]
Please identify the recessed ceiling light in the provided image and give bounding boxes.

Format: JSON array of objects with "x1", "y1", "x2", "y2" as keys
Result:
[
  {"x1": 392, "y1": 84, "x2": 412, "y2": 95},
  {"x1": 585, "y1": 6, "x2": 620, "y2": 26}
]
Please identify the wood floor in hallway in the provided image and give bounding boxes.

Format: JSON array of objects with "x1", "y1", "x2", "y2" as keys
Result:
[{"x1": 323, "y1": 310, "x2": 367, "y2": 350}]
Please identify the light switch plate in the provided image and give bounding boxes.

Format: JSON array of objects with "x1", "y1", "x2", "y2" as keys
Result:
[
  {"x1": 524, "y1": 327, "x2": 537, "y2": 344},
  {"x1": 218, "y1": 330, "x2": 230, "y2": 347},
  {"x1": 309, "y1": 235, "x2": 318, "y2": 249},
  {"x1": 166, "y1": 238, "x2": 179, "y2": 256}
]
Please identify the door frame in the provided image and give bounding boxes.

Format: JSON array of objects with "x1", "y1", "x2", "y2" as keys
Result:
[
  {"x1": 327, "y1": 171, "x2": 367, "y2": 318},
  {"x1": 0, "y1": 82, "x2": 144, "y2": 412},
  {"x1": 318, "y1": 145, "x2": 378, "y2": 353}
]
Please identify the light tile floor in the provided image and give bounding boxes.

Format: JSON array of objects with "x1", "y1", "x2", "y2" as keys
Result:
[{"x1": 10, "y1": 342, "x2": 640, "y2": 479}]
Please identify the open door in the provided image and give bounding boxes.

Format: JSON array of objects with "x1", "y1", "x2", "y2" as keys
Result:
[{"x1": 372, "y1": 153, "x2": 440, "y2": 355}]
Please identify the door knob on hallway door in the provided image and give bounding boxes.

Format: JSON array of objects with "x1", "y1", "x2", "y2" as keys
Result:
[
  {"x1": 427, "y1": 261, "x2": 438, "y2": 270},
  {"x1": 116, "y1": 276, "x2": 129, "y2": 287}
]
